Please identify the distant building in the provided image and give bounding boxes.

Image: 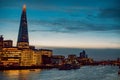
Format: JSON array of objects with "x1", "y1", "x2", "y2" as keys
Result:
[
  {"x1": 40, "y1": 49, "x2": 52, "y2": 65},
  {"x1": 0, "y1": 35, "x2": 13, "y2": 49},
  {"x1": 66, "y1": 54, "x2": 79, "y2": 64},
  {"x1": 77, "y1": 50, "x2": 93, "y2": 65},
  {"x1": 3, "y1": 40, "x2": 13, "y2": 48},
  {"x1": 68, "y1": 54, "x2": 77, "y2": 60},
  {"x1": 80, "y1": 50, "x2": 88, "y2": 58},
  {"x1": 51, "y1": 55, "x2": 65, "y2": 65}
]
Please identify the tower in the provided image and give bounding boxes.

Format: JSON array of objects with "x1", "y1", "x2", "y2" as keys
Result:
[{"x1": 17, "y1": 5, "x2": 29, "y2": 49}]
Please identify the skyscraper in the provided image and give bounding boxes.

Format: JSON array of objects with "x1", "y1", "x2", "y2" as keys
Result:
[{"x1": 17, "y1": 5, "x2": 29, "y2": 49}]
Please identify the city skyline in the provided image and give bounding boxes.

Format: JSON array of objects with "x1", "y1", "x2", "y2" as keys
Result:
[{"x1": 0, "y1": 0, "x2": 120, "y2": 49}]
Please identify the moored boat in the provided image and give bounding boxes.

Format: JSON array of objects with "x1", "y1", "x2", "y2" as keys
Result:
[
  {"x1": 59, "y1": 64, "x2": 80, "y2": 70},
  {"x1": 59, "y1": 64, "x2": 72, "y2": 70}
]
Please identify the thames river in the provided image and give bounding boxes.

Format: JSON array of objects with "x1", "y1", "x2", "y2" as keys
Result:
[{"x1": 0, "y1": 66, "x2": 120, "y2": 80}]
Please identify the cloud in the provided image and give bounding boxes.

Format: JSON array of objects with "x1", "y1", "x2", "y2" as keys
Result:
[
  {"x1": 29, "y1": 18, "x2": 120, "y2": 34},
  {"x1": 99, "y1": 8, "x2": 120, "y2": 19}
]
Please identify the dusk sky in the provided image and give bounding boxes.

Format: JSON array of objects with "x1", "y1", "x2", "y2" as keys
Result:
[{"x1": 0, "y1": 0, "x2": 120, "y2": 49}]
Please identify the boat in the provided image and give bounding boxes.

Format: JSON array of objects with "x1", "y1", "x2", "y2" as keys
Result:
[
  {"x1": 59, "y1": 64, "x2": 80, "y2": 70},
  {"x1": 59, "y1": 64, "x2": 72, "y2": 70}
]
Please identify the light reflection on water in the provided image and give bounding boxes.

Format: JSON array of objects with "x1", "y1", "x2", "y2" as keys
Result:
[{"x1": 0, "y1": 69, "x2": 42, "y2": 80}]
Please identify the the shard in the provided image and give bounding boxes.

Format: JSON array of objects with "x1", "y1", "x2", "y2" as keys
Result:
[{"x1": 17, "y1": 5, "x2": 29, "y2": 49}]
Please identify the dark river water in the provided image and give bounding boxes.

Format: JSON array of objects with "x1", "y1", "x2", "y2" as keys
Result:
[{"x1": 0, "y1": 66, "x2": 120, "y2": 80}]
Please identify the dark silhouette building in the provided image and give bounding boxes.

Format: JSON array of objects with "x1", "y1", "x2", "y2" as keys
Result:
[
  {"x1": 17, "y1": 5, "x2": 29, "y2": 49},
  {"x1": 0, "y1": 35, "x2": 13, "y2": 49},
  {"x1": 80, "y1": 50, "x2": 88, "y2": 58},
  {"x1": 3, "y1": 40, "x2": 13, "y2": 48},
  {"x1": 0, "y1": 35, "x2": 3, "y2": 51}
]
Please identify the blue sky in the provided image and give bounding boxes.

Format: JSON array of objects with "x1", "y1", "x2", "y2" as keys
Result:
[{"x1": 0, "y1": 0, "x2": 120, "y2": 48}]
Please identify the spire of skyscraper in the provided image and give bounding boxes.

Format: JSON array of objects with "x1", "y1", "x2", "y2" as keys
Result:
[
  {"x1": 17, "y1": 5, "x2": 29, "y2": 49},
  {"x1": 23, "y1": 4, "x2": 26, "y2": 12}
]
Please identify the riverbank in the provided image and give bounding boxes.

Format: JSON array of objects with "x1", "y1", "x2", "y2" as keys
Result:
[{"x1": 0, "y1": 60, "x2": 120, "y2": 70}]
